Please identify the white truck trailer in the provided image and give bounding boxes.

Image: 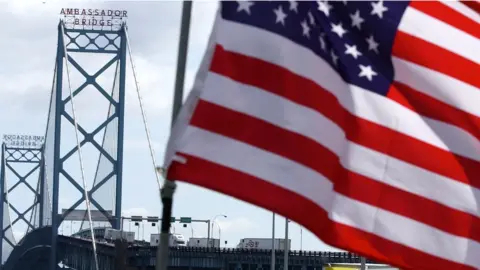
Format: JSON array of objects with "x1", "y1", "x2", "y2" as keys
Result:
[
  {"x1": 187, "y1": 237, "x2": 220, "y2": 248},
  {"x1": 237, "y1": 238, "x2": 291, "y2": 250},
  {"x1": 104, "y1": 228, "x2": 135, "y2": 243}
]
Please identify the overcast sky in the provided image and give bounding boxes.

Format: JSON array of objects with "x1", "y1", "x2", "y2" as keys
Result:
[{"x1": 0, "y1": 0, "x2": 342, "y2": 252}]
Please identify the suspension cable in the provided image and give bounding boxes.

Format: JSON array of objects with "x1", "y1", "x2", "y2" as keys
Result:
[
  {"x1": 59, "y1": 22, "x2": 100, "y2": 270},
  {"x1": 123, "y1": 26, "x2": 163, "y2": 191},
  {"x1": 27, "y1": 60, "x2": 58, "y2": 233},
  {"x1": 43, "y1": 60, "x2": 59, "y2": 227},
  {"x1": 27, "y1": 174, "x2": 40, "y2": 233}
]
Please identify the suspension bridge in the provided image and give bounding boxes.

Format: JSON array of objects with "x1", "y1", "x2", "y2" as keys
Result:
[{"x1": 0, "y1": 13, "x2": 386, "y2": 270}]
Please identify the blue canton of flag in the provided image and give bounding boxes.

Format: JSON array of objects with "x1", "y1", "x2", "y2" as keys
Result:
[{"x1": 221, "y1": 1, "x2": 409, "y2": 96}]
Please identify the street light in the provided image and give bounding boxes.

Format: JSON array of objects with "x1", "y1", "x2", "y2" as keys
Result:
[
  {"x1": 215, "y1": 222, "x2": 222, "y2": 248},
  {"x1": 300, "y1": 227, "x2": 303, "y2": 251},
  {"x1": 211, "y1": 214, "x2": 227, "y2": 248}
]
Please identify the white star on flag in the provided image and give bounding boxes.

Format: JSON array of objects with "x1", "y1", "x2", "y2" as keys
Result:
[
  {"x1": 371, "y1": 0, "x2": 388, "y2": 19},
  {"x1": 358, "y1": 64, "x2": 377, "y2": 81},
  {"x1": 274, "y1": 6, "x2": 287, "y2": 26},
  {"x1": 236, "y1": 1, "x2": 254, "y2": 15},
  {"x1": 345, "y1": 44, "x2": 362, "y2": 59},
  {"x1": 331, "y1": 22, "x2": 347, "y2": 38}
]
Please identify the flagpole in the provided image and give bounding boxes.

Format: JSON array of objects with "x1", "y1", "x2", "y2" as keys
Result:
[
  {"x1": 156, "y1": 1, "x2": 192, "y2": 270},
  {"x1": 360, "y1": 256, "x2": 366, "y2": 270},
  {"x1": 271, "y1": 213, "x2": 275, "y2": 270}
]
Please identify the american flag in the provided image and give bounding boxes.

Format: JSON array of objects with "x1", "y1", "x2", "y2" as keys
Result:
[{"x1": 164, "y1": 1, "x2": 480, "y2": 269}]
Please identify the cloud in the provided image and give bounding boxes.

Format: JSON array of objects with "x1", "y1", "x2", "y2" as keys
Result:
[
  {"x1": 124, "y1": 138, "x2": 163, "y2": 152},
  {"x1": 0, "y1": 1, "x2": 218, "y2": 115},
  {"x1": 216, "y1": 217, "x2": 256, "y2": 234},
  {"x1": 122, "y1": 207, "x2": 149, "y2": 217}
]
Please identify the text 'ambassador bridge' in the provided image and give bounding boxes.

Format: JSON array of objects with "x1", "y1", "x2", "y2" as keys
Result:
[{"x1": 0, "y1": 6, "x2": 381, "y2": 270}]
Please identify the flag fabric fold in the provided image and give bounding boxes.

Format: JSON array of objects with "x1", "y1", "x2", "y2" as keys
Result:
[{"x1": 163, "y1": 1, "x2": 480, "y2": 269}]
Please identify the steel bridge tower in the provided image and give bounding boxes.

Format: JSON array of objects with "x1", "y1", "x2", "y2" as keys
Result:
[
  {"x1": 0, "y1": 19, "x2": 128, "y2": 269},
  {"x1": 47, "y1": 20, "x2": 128, "y2": 269},
  {"x1": 0, "y1": 136, "x2": 46, "y2": 265}
]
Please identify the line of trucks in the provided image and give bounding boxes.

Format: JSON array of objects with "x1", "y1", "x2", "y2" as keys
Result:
[
  {"x1": 150, "y1": 234, "x2": 291, "y2": 250},
  {"x1": 102, "y1": 228, "x2": 291, "y2": 250}
]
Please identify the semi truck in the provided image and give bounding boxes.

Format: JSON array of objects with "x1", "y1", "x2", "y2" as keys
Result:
[
  {"x1": 103, "y1": 228, "x2": 135, "y2": 243},
  {"x1": 187, "y1": 237, "x2": 220, "y2": 248},
  {"x1": 236, "y1": 238, "x2": 291, "y2": 250},
  {"x1": 150, "y1": 233, "x2": 187, "y2": 247}
]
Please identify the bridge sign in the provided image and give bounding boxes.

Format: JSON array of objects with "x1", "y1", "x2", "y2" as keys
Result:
[
  {"x1": 179, "y1": 217, "x2": 192, "y2": 223},
  {"x1": 2, "y1": 134, "x2": 44, "y2": 149},
  {"x1": 59, "y1": 8, "x2": 128, "y2": 31}
]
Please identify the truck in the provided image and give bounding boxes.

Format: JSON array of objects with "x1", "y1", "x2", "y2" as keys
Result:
[
  {"x1": 150, "y1": 233, "x2": 187, "y2": 247},
  {"x1": 236, "y1": 238, "x2": 291, "y2": 250},
  {"x1": 104, "y1": 228, "x2": 135, "y2": 243},
  {"x1": 187, "y1": 237, "x2": 220, "y2": 248}
]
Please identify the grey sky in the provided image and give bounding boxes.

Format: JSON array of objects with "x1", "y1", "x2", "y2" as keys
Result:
[{"x1": 0, "y1": 0, "x2": 341, "y2": 252}]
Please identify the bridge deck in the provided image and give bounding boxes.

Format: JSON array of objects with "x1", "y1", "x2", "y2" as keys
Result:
[{"x1": 59, "y1": 235, "x2": 376, "y2": 270}]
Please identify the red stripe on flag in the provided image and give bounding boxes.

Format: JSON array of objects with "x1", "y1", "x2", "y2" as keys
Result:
[
  {"x1": 392, "y1": 31, "x2": 480, "y2": 90},
  {"x1": 209, "y1": 45, "x2": 480, "y2": 188},
  {"x1": 461, "y1": 0, "x2": 480, "y2": 14},
  {"x1": 410, "y1": 1, "x2": 480, "y2": 40},
  {"x1": 167, "y1": 155, "x2": 475, "y2": 270},
  {"x1": 191, "y1": 100, "x2": 480, "y2": 242},
  {"x1": 388, "y1": 82, "x2": 480, "y2": 142}
]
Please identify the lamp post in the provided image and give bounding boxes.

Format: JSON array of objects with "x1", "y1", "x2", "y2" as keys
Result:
[
  {"x1": 300, "y1": 227, "x2": 303, "y2": 251},
  {"x1": 216, "y1": 223, "x2": 222, "y2": 248},
  {"x1": 211, "y1": 214, "x2": 227, "y2": 248},
  {"x1": 271, "y1": 213, "x2": 275, "y2": 270},
  {"x1": 284, "y1": 218, "x2": 289, "y2": 270}
]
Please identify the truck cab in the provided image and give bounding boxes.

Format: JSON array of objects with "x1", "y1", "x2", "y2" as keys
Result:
[
  {"x1": 150, "y1": 233, "x2": 187, "y2": 247},
  {"x1": 171, "y1": 233, "x2": 186, "y2": 247}
]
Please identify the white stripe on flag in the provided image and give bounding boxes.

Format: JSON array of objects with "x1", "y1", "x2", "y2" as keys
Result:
[
  {"x1": 175, "y1": 125, "x2": 480, "y2": 268},
  {"x1": 399, "y1": 6, "x2": 480, "y2": 64},
  {"x1": 442, "y1": 1, "x2": 480, "y2": 24},
  {"x1": 201, "y1": 72, "x2": 480, "y2": 218},
  {"x1": 215, "y1": 18, "x2": 480, "y2": 161},
  {"x1": 393, "y1": 56, "x2": 480, "y2": 117}
]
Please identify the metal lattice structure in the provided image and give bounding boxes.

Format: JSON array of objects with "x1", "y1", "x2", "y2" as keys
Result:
[
  {"x1": 47, "y1": 21, "x2": 128, "y2": 268},
  {"x1": 0, "y1": 16, "x2": 129, "y2": 269},
  {"x1": 0, "y1": 141, "x2": 46, "y2": 264}
]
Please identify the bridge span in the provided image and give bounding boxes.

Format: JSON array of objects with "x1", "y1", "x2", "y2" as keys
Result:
[{"x1": 2, "y1": 225, "x2": 373, "y2": 270}]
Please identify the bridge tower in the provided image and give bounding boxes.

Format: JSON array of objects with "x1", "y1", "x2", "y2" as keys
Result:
[
  {"x1": 47, "y1": 18, "x2": 128, "y2": 268},
  {"x1": 0, "y1": 11, "x2": 129, "y2": 270},
  {"x1": 0, "y1": 135, "x2": 47, "y2": 264}
]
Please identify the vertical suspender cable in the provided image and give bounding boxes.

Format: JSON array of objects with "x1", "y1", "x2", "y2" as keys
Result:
[
  {"x1": 123, "y1": 27, "x2": 162, "y2": 191},
  {"x1": 59, "y1": 22, "x2": 100, "y2": 270}
]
